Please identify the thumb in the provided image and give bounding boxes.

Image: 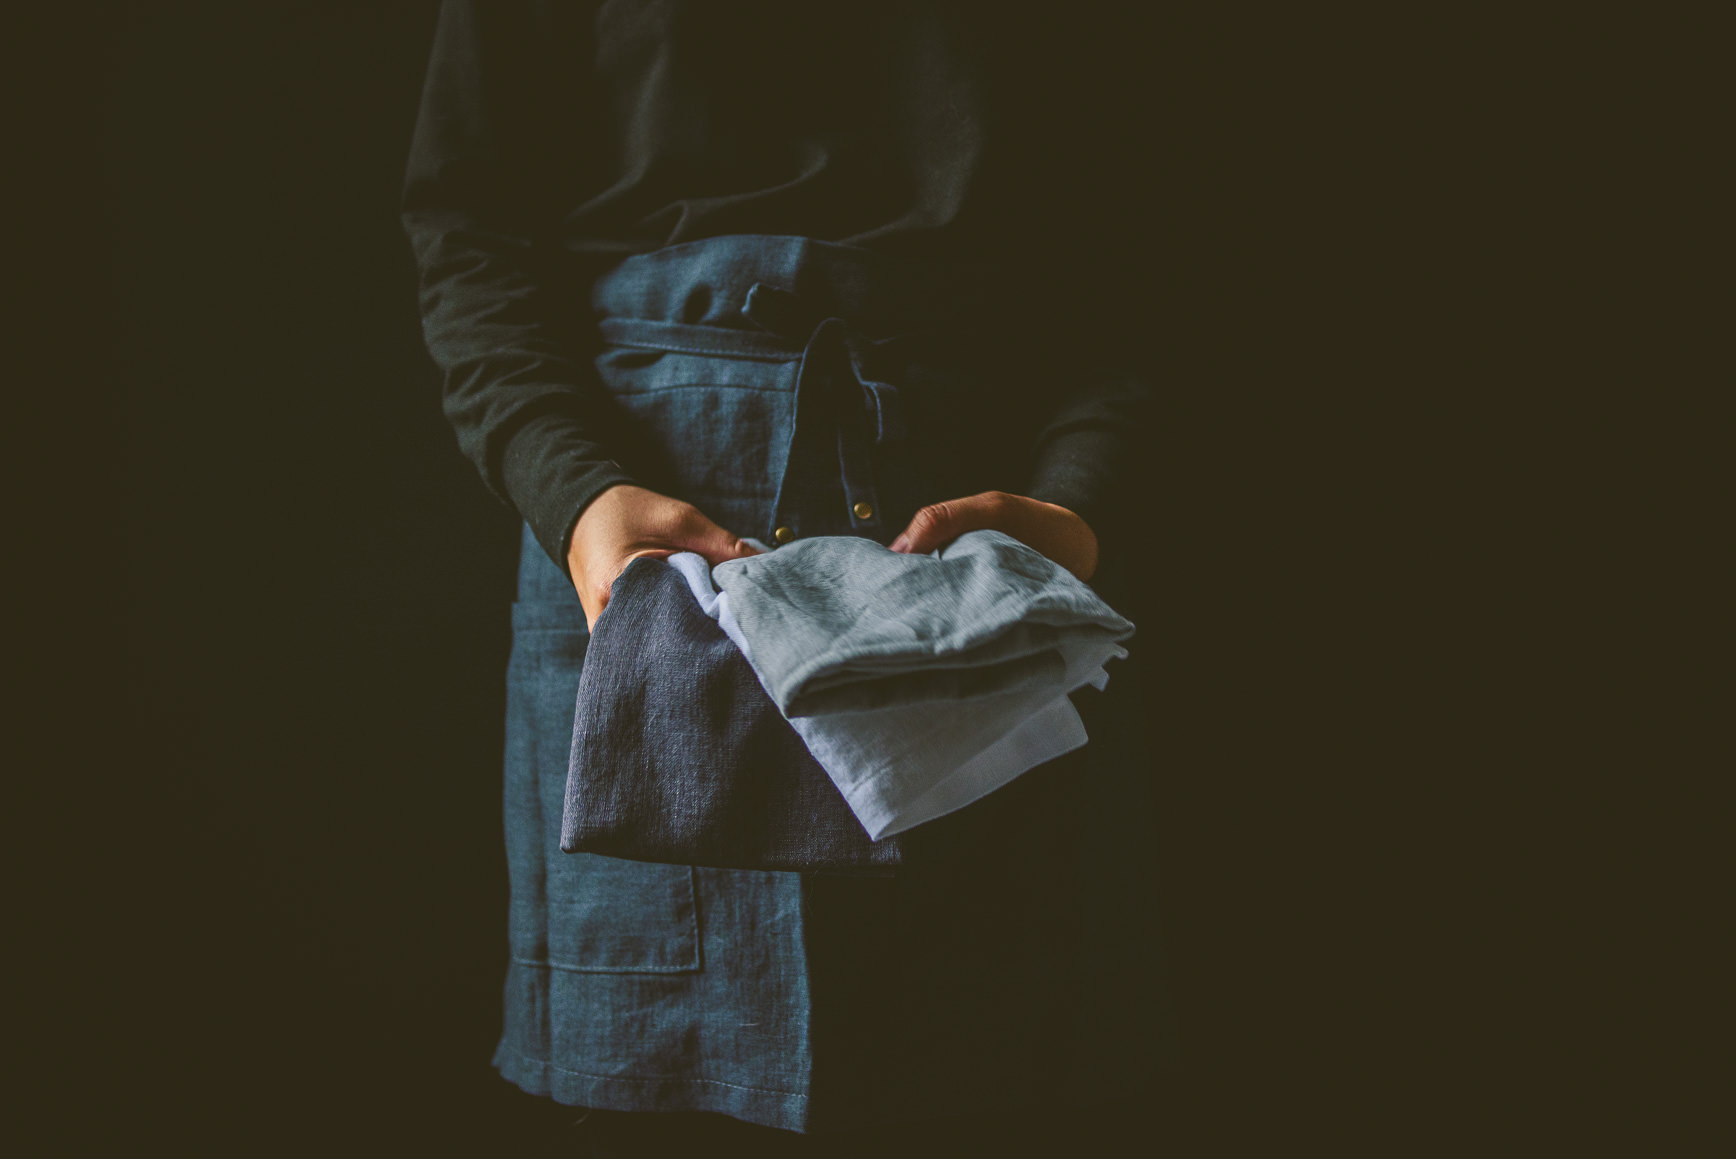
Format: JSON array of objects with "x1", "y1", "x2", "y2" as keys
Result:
[
  {"x1": 891, "y1": 495, "x2": 1000, "y2": 555},
  {"x1": 682, "y1": 519, "x2": 762, "y2": 568}
]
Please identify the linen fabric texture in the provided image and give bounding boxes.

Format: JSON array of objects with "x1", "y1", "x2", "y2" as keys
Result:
[
  {"x1": 679, "y1": 530, "x2": 1134, "y2": 840},
  {"x1": 561, "y1": 553, "x2": 902, "y2": 871}
]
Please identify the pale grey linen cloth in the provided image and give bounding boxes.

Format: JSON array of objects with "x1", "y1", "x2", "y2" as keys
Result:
[{"x1": 670, "y1": 529, "x2": 1133, "y2": 839}]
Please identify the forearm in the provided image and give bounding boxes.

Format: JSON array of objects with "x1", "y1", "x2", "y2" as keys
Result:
[
  {"x1": 1023, "y1": 369, "x2": 1150, "y2": 573},
  {"x1": 403, "y1": 0, "x2": 640, "y2": 579},
  {"x1": 499, "y1": 413, "x2": 638, "y2": 581}
]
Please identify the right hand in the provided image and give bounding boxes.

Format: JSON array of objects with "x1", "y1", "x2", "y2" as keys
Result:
[{"x1": 566, "y1": 483, "x2": 761, "y2": 628}]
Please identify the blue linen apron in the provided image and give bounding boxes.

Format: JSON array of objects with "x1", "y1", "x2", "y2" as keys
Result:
[{"x1": 494, "y1": 236, "x2": 1168, "y2": 1135}]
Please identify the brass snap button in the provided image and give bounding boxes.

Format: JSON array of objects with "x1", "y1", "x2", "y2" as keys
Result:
[
  {"x1": 773, "y1": 525, "x2": 796, "y2": 544},
  {"x1": 852, "y1": 501, "x2": 874, "y2": 520}
]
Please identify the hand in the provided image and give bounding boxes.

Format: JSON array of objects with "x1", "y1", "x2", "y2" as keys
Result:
[
  {"x1": 889, "y1": 491, "x2": 1099, "y2": 582},
  {"x1": 566, "y1": 484, "x2": 760, "y2": 627}
]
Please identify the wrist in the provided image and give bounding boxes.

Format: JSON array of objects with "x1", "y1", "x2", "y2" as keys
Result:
[{"x1": 562, "y1": 481, "x2": 635, "y2": 580}]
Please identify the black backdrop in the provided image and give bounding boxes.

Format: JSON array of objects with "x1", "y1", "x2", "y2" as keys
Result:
[
  {"x1": 112, "y1": 4, "x2": 542, "y2": 1145},
  {"x1": 105, "y1": 2, "x2": 1504, "y2": 1150}
]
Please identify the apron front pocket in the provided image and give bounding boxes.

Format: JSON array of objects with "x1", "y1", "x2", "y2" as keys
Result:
[
  {"x1": 595, "y1": 346, "x2": 797, "y2": 540},
  {"x1": 504, "y1": 603, "x2": 703, "y2": 975}
]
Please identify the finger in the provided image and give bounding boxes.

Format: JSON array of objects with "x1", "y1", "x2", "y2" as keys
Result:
[
  {"x1": 889, "y1": 492, "x2": 1013, "y2": 554},
  {"x1": 679, "y1": 520, "x2": 762, "y2": 568}
]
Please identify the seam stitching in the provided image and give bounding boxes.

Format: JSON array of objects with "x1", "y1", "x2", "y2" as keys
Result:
[{"x1": 498, "y1": 1046, "x2": 807, "y2": 1101}]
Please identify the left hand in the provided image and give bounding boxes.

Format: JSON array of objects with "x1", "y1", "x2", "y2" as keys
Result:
[{"x1": 889, "y1": 491, "x2": 1099, "y2": 582}]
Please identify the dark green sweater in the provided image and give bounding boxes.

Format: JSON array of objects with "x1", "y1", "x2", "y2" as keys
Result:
[{"x1": 402, "y1": 0, "x2": 1152, "y2": 579}]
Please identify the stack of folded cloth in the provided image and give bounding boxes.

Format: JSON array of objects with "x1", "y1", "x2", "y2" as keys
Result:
[{"x1": 561, "y1": 529, "x2": 1134, "y2": 871}]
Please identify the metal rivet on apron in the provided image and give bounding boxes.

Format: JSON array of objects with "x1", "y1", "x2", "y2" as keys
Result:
[
  {"x1": 852, "y1": 501, "x2": 873, "y2": 520},
  {"x1": 773, "y1": 525, "x2": 796, "y2": 544}
]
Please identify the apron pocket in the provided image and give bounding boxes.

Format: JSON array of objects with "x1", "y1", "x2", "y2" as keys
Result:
[
  {"x1": 505, "y1": 607, "x2": 703, "y2": 974},
  {"x1": 541, "y1": 857, "x2": 701, "y2": 974},
  {"x1": 595, "y1": 346, "x2": 795, "y2": 539}
]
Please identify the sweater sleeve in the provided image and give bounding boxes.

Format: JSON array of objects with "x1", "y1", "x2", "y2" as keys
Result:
[
  {"x1": 1007, "y1": 25, "x2": 1155, "y2": 577},
  {"x1": 1017, "y1": 263, "x2": 1152, "y2": 576},
  {"x1": 1020, "y1": 366, "x2": 1145, "y2": 555},
  {"x1": 401, "y1": 0, "x2": 637, "y2": 580}
]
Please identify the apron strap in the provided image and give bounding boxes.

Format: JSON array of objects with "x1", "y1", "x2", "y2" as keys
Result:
[{"x1": 745, "y1": 285, "x2": 907, "y2": 542}]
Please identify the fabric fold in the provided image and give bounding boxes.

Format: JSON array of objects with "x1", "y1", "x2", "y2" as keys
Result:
[
  {"x1": 679, "y1": 529, "x2": 1134, "y2": 839},
  {"x1": 711, "y1": 530, "x2": 1133, "y2": 716},
  {"x1": 561, "y1": 555, "x2": 902, "y2": 871}
]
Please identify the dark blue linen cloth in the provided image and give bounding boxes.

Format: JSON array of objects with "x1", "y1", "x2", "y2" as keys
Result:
[
  {"x1": 499, "y1": 523, "x2": 813, "y2": 1131},
  {"x1": 561, "y1": 554, "x2": 901, "y2": 872}
]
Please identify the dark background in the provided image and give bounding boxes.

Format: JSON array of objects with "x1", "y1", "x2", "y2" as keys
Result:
[{"x1": 101, "y1": 2, "x2": 1525, "y2": 1150}]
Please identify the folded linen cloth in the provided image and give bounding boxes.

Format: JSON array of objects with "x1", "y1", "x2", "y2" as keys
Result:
[
  {"x1": 681, "y1": 529, "x2": 1134, "y2": 840},
  {"x1": 560, "y1": 555, "x2": 902, "y2": 871}
]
